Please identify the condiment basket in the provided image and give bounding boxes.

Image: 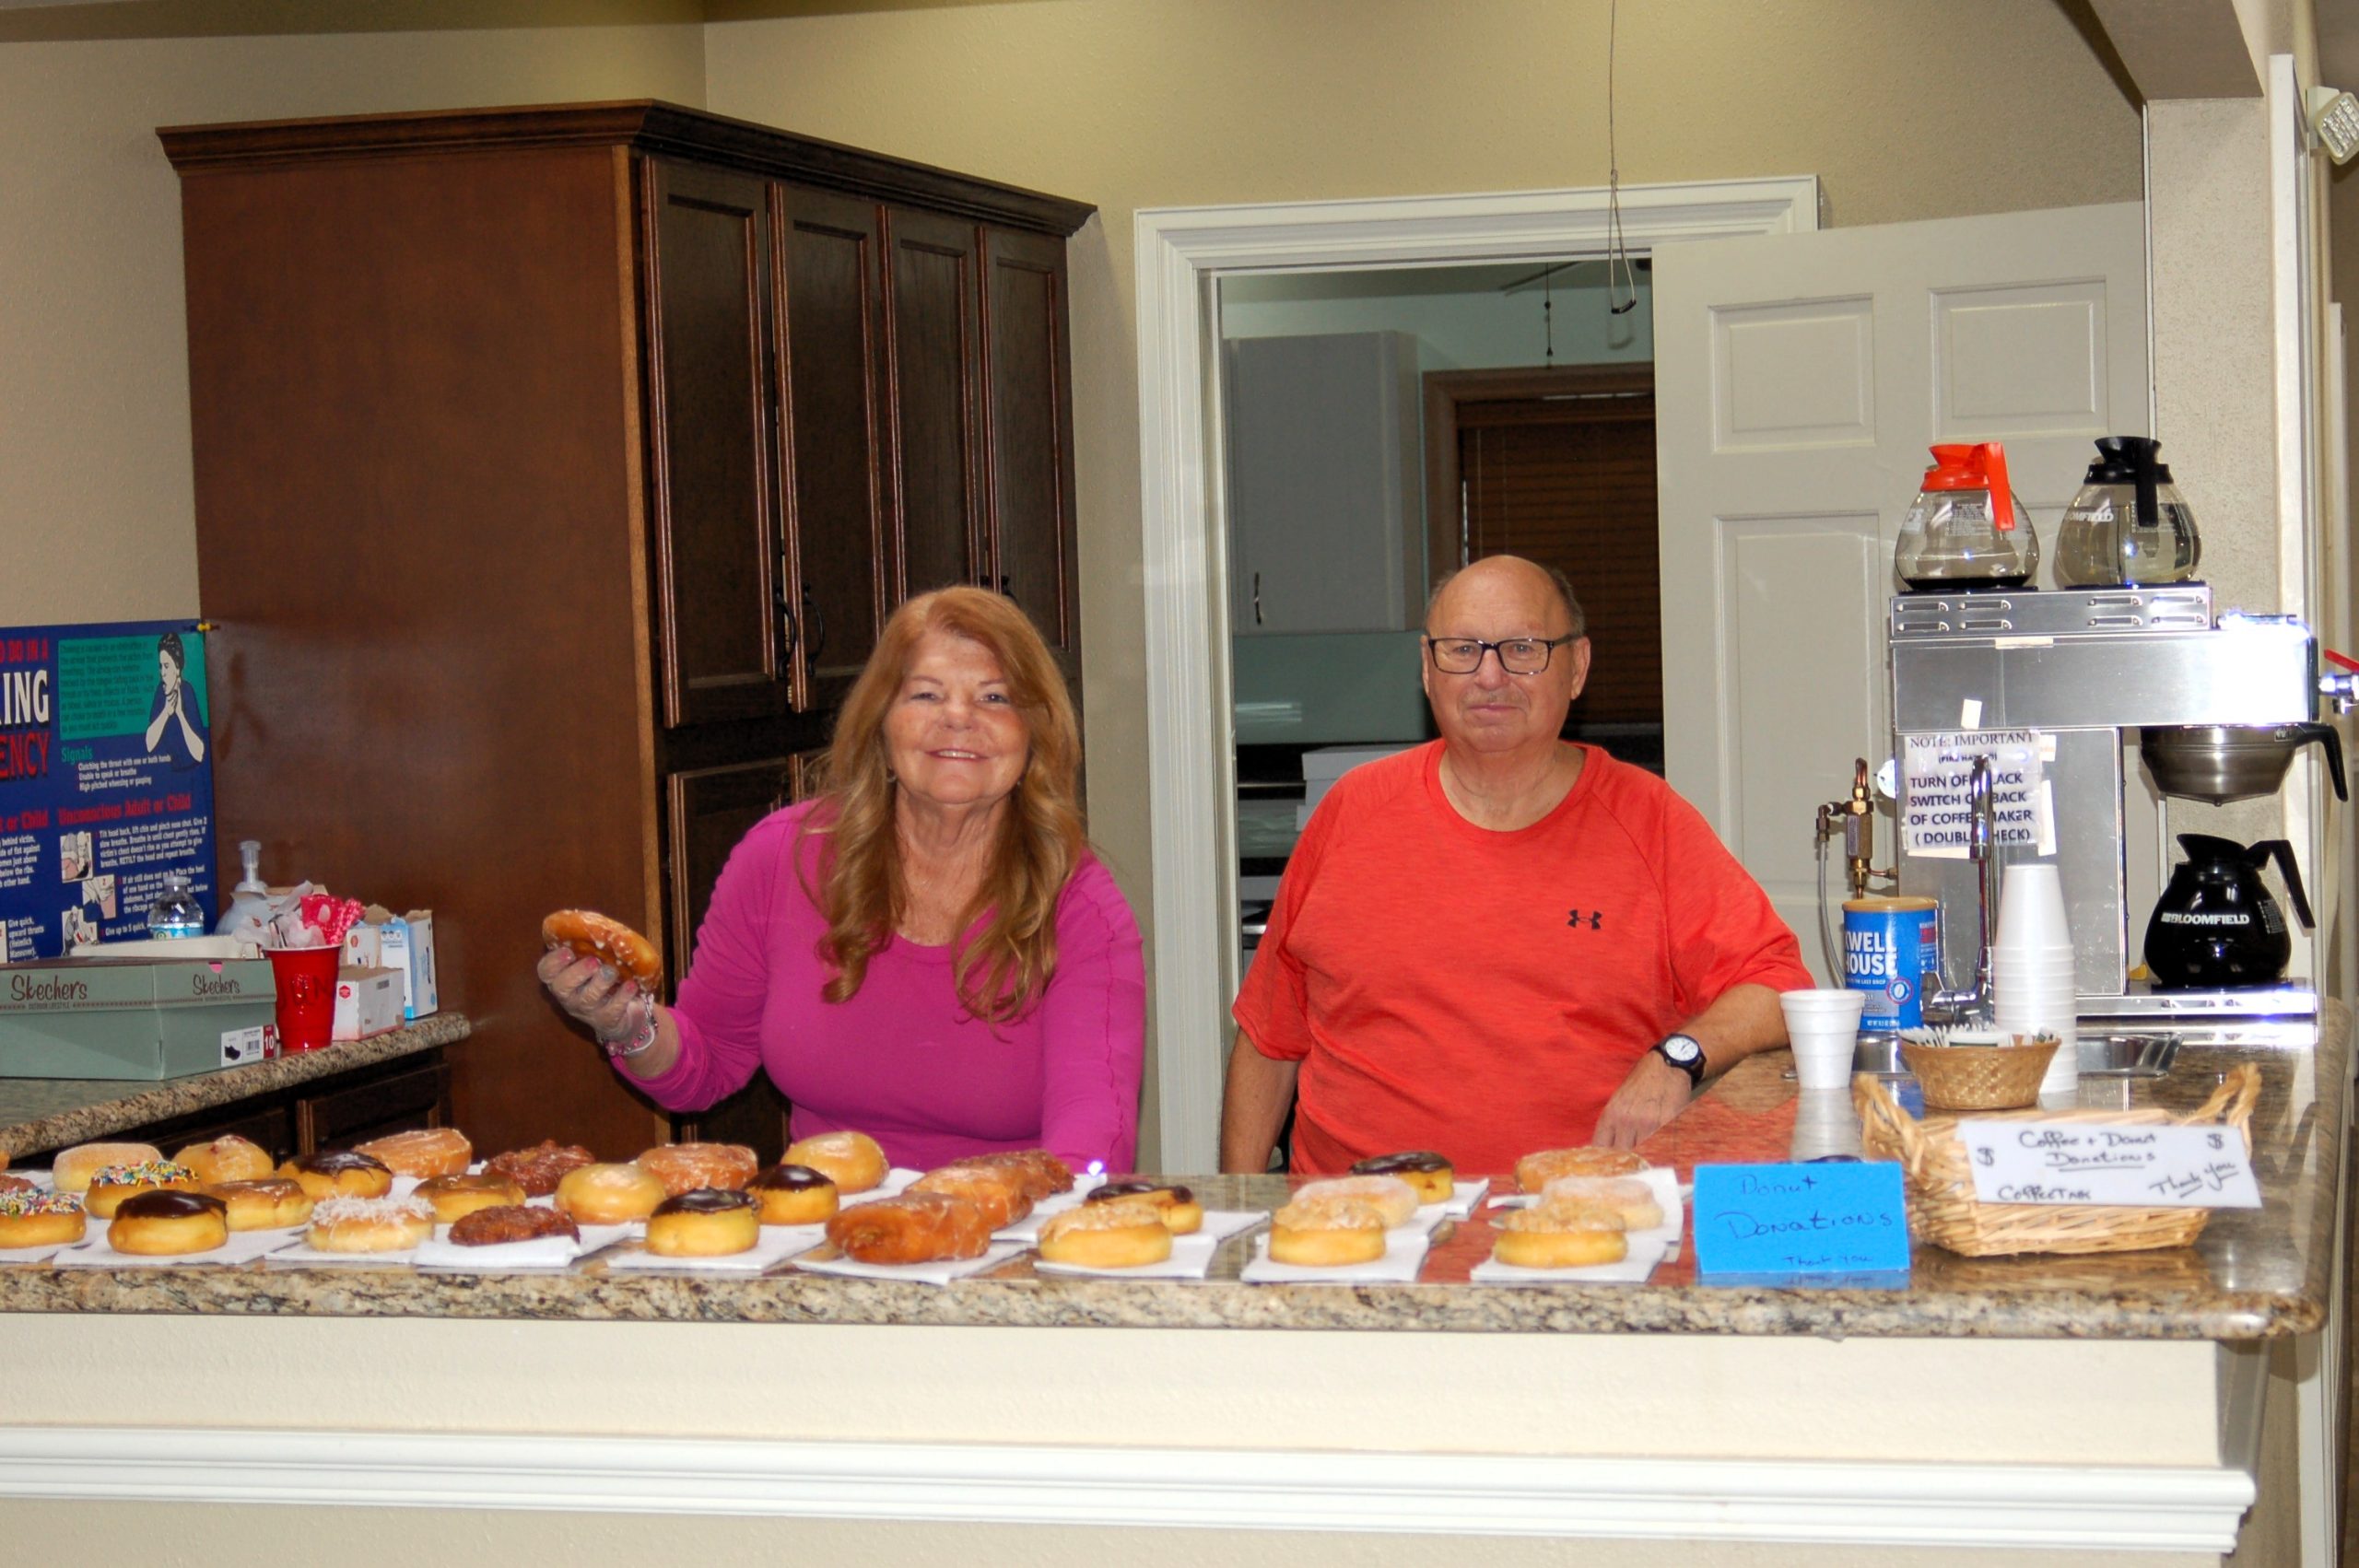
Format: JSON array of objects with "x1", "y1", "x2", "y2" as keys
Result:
[
  {"x1": 1898, "y1": 1032, "x2": 2058, "y2": 1111},
  {"x1": 1853, "y1": 1065, "x2": 2259, "y2": 1257}
]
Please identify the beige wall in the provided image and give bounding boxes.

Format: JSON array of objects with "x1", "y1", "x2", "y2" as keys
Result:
[{"x1": 0, "y1": 13, "x2": 707, "y2": 627}]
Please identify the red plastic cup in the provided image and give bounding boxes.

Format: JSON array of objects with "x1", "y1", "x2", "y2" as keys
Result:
[{"x1": 266, "y1": 944, "x2": 340, "y2": 1053}]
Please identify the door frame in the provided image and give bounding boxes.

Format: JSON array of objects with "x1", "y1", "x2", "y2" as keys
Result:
[{"x1": 1133, "y1": 176, "x2": 1820, "y2": 1170}]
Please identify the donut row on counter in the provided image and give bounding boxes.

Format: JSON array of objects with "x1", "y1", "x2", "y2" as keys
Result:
[{"x1": 0, "y1": 1129, "x2": 1679, "y2": 1280}]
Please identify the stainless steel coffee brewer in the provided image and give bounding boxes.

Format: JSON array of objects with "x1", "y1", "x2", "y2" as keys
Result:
[{"x1": 1884, "y1": 583, "x2": 2349, "y2": 1022}]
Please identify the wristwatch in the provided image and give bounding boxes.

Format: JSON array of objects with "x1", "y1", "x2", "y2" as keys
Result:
[{"x1": 1651, "y1": 1033, "x2": 1707, "y2": 1086}]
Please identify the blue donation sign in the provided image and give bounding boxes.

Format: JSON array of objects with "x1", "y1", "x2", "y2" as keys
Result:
[
  {"x1": 1691, "y1": 1162, "x2": 1911, "y2": 1279},
  {"x1": 0, "y1": 620, "x2": 216, "y2": 960}
]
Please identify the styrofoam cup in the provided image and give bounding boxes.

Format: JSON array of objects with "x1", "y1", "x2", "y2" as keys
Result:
[
  {"x1": 1779, "y1": 988, "x2": 1868, "y2": 1026},
  {"x1": 1996, "y1": 861, "x2": 2070, "y2": 951}
]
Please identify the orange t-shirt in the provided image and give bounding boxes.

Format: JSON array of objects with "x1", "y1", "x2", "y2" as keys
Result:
[{"x1": 1232, "y1": 743, "x2": 1810, "y2": 1176}]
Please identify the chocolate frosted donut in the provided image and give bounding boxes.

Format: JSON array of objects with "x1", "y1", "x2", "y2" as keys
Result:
[
  {"x1": 1083, "y1": 1179, "x2": 1203, "y2": 1235},
  {"x1": 746, "y1": 1163, "x2": 839, "y2": 1227},
  {"x1": 1087, "y1": 1179, "x2": 1195, "y2": 1205},
  {"x1": 646, "y1": 1187, "x2": 758, "y2": 1257},
  {"x1": 1349, "y1": 1150, "x2": 1455, "y2": 1204},
  {"x1": 653, "y1": 1188, "x2": 757, "y2": 1215},
  {"x1": 109, "y1": 1189, "x2": 229, "y2": 1256},
  {"x1": 749, "y1": 1163, "x2": 833, "y2": 1191},
  {"x1": 280, "y1": 1149, "x2": 394, "y2": 1200}
]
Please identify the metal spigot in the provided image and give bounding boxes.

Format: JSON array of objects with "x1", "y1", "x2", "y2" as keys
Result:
[
  {"x1": 1813, "y1": 757, "x2": 1895, "y2": 901},
  {"x1": 1919, "y1": 755, "x2": 1996, "y2": 1028}
]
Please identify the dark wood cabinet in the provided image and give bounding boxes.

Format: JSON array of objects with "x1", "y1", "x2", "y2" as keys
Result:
[
  {"x1": 885, "y1": 205, "x2": 988, "y2": 600},
  {"x1": 981, "y1": 226, "x2": 1081, "y2": 680},
  {"x1": 645, "y1": 159, "x2": 791, "y2": 729},
  {"x1": 779, "y1": 186, "x2": 892, "y2": 711},
  {"x1": 162, "y1": 102, "x2": 1092, "y2": 1158}
]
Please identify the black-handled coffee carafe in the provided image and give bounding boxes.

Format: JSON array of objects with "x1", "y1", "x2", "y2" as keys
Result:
[{"x1": 2143, "y1": 834, "x2": 2314, "y2": 988}]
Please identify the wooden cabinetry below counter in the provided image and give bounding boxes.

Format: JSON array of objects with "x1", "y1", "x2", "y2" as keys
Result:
[{"x1": 160, "y1": 102, "x2": 1092, "y2": 1158}]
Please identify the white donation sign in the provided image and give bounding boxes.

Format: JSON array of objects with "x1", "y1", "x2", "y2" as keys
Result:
[
  {"x1": 1900, "y1": 729, "x2": 2054, "y2": 859},
  {"x1": 1958, "y1": 1121, "x2": 2259, "y2": 1209}
]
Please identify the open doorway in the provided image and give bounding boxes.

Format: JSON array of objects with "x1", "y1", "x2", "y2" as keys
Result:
[
  {"x1": 1217, "y1": 262, "x2": 1660, "y2": 1165},
  {"x1": 1134, "y1": 179, "x2": 1821, "y2": 1170}
]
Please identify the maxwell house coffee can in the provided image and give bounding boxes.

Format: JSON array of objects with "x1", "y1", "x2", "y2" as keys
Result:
[{"x1": 1842, "y1": 895, "x2": 1942, "y2": 1033}]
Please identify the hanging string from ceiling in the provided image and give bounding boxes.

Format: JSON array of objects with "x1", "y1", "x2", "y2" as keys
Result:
[{"x1": 1604, "y1": 0, "x2": 1637, "y2": 316}]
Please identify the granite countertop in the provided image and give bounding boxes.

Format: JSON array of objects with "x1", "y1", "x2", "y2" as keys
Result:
[
  {"x1": 0, "y1": 1005, "x2": 2340, "y2": 1339},
  {"x1": 0, "y1": 1012, "x2": 471, "y2": 1161}
]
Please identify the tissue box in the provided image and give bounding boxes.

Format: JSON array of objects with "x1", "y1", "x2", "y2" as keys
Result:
[
  {"x1": 332, "y1": 965, "x2": 404, "y2": 1042},
  {"x1": 345, "y1": 907, "x2": 439, "y2": 1020},
  {"x1": 0, "y1": 957, "x2": 279, "y2": 1080}
]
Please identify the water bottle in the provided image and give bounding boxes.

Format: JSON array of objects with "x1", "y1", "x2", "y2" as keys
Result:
[{"x1": 147, "y1": 871, "x2": 205, "y2": 940}]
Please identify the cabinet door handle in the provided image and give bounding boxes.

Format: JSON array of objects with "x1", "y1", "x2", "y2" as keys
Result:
[
  {"x1": 803, "y1": 583, "x2": 828, "y2": 662},
  {"x1": 775, "y1": 560, "x2": 798, "y2": 661},
  {"x1": 1252, "y1": 571, "x2": 1263, "y2": 626}
]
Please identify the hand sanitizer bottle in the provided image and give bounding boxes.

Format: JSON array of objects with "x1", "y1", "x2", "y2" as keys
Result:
[
  {"x1": 147, "y1": 871, "x2": 206, "y2": 940},
  {"x1": 215, "y1": 839, "x2": 272, "y2": 942}
]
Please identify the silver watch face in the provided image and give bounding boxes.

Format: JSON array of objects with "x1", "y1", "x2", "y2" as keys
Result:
[{"x1": 1660, "y1": 1035, "x2": 1702, "y2": 1065}]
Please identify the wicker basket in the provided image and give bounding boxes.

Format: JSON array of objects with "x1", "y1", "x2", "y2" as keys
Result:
[
  {"x1": 1852, "y1": 1065, "x2": 2260, "y2": 1257},
  {"x1": 1899, "y1": 1035, "x2": 2058, "y2": 1111}
]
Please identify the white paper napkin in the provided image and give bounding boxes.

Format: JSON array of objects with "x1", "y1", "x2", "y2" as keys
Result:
[
  {"x1": 54, "y1": 1227, "x2": 302, "y2": 1269},
  {"x1": 1470, "y1": 1231, "x2": 1672, "y2": 1285},
  {"x1": 1434, "y1": 1176, "x2": 1491, "y2": 1220},
  {"x1": 1240, "y1": 1228, "x2": 1429, "y2": 1284},
  {"x1": 602, "y1": 1223, "x2": 825, "y2": 1274},
  {"x1": 1487, "y1": 1165, "x2": 1684, "y2": 1244},
  {"x1": 792, "y1": 1239, "x2": 1027, "y2": 1285},
  {"x1": 264, "y1": 1236, "x2": 425, "y2": 1267}
]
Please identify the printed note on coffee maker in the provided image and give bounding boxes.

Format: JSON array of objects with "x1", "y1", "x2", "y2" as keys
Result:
[{"x1": 1901, "y1": 730, "x2": 2055, "y2": 858}]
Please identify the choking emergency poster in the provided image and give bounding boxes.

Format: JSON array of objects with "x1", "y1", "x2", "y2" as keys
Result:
[{"x1": 0, "y1": 619, "x2": 216, "y2": 960}]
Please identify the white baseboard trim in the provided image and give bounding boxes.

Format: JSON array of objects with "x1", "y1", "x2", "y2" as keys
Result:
[{"x1": 0, "y1": 1426, "x2": 2254, "y2": 1550}]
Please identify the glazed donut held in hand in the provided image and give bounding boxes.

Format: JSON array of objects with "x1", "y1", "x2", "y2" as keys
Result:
[{"x1": 537, "y1": 911, "x2": 663, "y2": 1050}]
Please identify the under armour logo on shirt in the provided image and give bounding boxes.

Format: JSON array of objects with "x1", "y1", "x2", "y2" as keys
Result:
[{"x1": 1567, "y1": 908, "x2": 1603, "y2": 931}]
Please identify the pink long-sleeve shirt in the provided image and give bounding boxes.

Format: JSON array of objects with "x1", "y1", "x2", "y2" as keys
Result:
[{"x1": 627, "y1": 802, "x2": 1145, "y2": 1174}]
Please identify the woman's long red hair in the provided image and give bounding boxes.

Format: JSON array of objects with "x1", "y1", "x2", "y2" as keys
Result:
[{"x1": 803, "y1": 587, "x2": 1086, "y2": 1023}]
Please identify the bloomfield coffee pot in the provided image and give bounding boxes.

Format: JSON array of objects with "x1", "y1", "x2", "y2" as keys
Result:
[{"x1": 2145, "y1": 834, "x2": 2314, "y2": 989}]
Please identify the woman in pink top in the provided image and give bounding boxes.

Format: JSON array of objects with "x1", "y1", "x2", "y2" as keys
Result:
[{"x1": 538, "y1": 588, "x2": 1144, "y2": 1174}]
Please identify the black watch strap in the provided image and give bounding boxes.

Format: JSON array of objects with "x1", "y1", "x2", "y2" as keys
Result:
[{"x1": 1652, "y1": 1033, "x2": 1707, "y2": 1086}]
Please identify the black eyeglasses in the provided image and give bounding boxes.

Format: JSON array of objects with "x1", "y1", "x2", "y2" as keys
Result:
[{"x1": 1424, "y1": 634, "x2": 1579, "y2": 675}]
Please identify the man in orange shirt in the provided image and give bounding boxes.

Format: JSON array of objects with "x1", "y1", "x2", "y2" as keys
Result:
[{"x1": 1222, "y1": 555, "x2": 1809, "y2": 1176}]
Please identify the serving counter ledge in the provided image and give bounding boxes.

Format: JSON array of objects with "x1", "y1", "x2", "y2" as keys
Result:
[
  {"x1": 0, "y1": 1005, "x2": 2341, "y2": 1340},
  {"x1": 0, "y1": 1012, "x2": 470, "y2": 1160}
]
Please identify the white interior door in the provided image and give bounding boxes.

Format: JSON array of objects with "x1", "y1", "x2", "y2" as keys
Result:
[{"x1": 1652, "y1": 203, "x2": 2149, "y2": 979}]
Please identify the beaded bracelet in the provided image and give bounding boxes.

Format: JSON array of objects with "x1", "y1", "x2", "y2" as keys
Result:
[{"x1": 602, "y1": 1000, "x2": 661, "y2": 1062}]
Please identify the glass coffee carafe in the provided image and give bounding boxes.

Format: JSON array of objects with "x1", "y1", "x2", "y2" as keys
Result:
[
  {"x1": 1893, "y1": 442, "x2": 2038, "y2": 592},
  {"x1": 2055, "y1": 436, "x2": 2201, "y2": 589}
]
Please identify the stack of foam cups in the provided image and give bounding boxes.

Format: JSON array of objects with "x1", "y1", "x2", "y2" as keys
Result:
[{"x1": 1991, "y1": 861, "x2": 2078, "y2": 1095}]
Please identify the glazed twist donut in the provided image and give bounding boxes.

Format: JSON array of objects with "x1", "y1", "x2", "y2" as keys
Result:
[{"x1": 824, "y1": 1191, "x2": 992, "y2": 1265}]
